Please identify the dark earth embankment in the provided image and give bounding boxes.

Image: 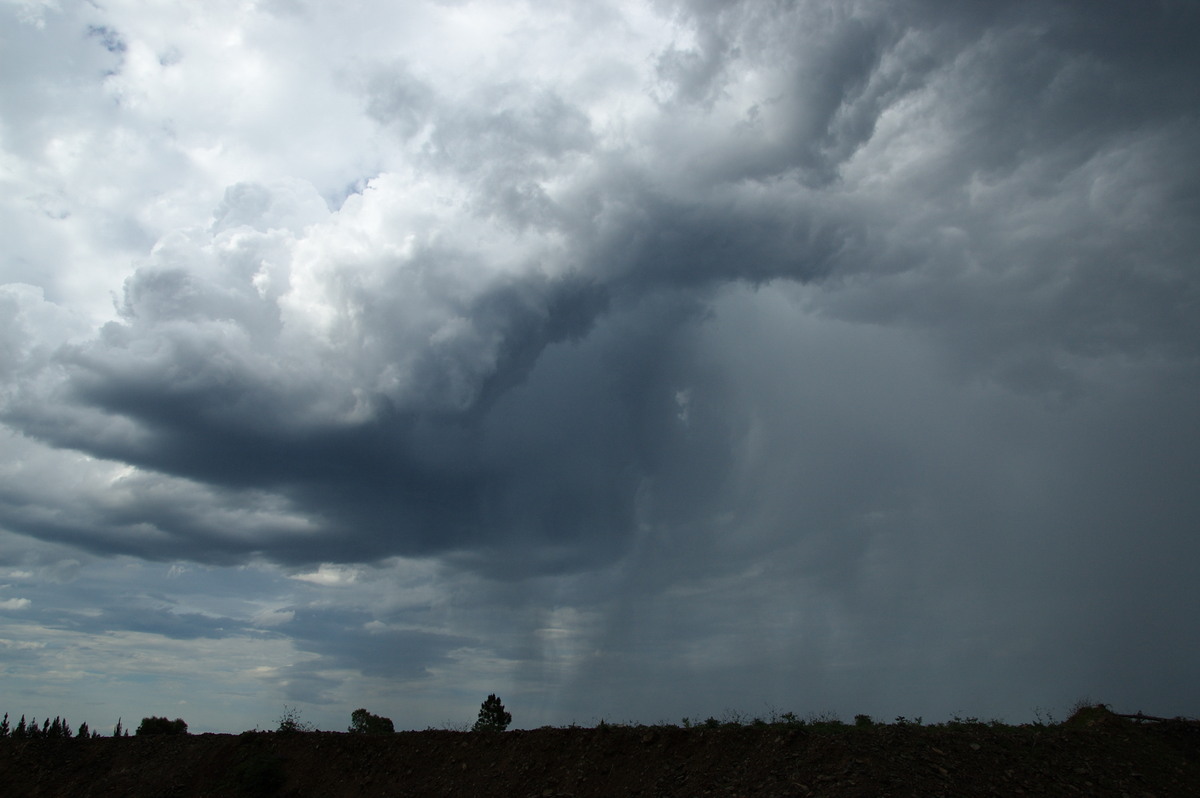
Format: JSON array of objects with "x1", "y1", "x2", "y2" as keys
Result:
[{"x1": 2, "y1": 714, "x2": 1198, "y2": 797}]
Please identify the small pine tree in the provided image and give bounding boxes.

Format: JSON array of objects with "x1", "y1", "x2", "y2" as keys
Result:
[
  {"x1": 14, "y1": 715, "x2": 27, "y2": 739},
  {"x1": 112, "y1": 718, "x2": 123, "y2": 738},
  {"x1": 472, "y1": 694, "x2": 512, "y2": 733},
  {"x1": 0, "y1": 712, "x2": 9, "y2": 737},
  {"x1": 77, "y1": 721, "x2": 90, "y2": 738}
]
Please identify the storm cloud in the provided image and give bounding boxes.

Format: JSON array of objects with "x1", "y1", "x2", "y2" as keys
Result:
[{"x1": 2, "y1": 0, "x2": 1199, "y2": 731}]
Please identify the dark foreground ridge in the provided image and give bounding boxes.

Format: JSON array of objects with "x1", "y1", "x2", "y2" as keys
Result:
[{"x1": 2, "y1": 713, "x2": 1199, "y2": 797}]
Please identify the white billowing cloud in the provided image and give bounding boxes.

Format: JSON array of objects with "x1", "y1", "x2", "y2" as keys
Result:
[
  {"x1": 0, "y1": 598, "x2": 32, "y2": 610},
  {"x1": 9, "y1": 170, "x2": 585, "y2": 449},
  {"x1": 276, "y1": 172, "x2": 578, "y2": 413},
  {"x1": 0, "y1": 282, "x2": 94, "y2": 366}
]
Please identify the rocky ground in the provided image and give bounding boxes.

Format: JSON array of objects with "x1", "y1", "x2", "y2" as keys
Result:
[{"x1": 1, "y1": 708, "x2": 1198, "y2": 797}]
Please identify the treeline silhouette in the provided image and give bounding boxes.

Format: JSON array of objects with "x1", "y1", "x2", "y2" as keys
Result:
[
  {"x1": 1, "y1": 713, "x2": 188, "y2": 739},
  {"x1": 0, "y1": 695, "x2": 510, "y2": 740},
  {"x1": 0, "y1": 713, "x2": 99, "y2": 739}
]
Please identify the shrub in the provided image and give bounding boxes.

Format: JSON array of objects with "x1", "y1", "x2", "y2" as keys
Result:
[
  {"x1": 807, "y1": 710, "x2": 843, "y2": 726},
  {"x1": 135, "y1": 716, "x2": 189, "y2": 735},
  {"x1": 1064, "y1": 703, "x2": 1125, "y2": 729},
  {"x1": 349, "y1": 708, "x2": 395, "y2": 734},
  {"x1": 472, "y1": 694, "x2": 512, "y2": 732},
  {"x1": 276, "y1": 706, "x2": 314, "y2": 734}
]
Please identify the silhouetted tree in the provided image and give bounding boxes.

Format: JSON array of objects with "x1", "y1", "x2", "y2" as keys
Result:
[
  {"x1": 472, "y1": 694, "x2": 512, "y2": 732},
  {"x1": 113, "y1": 718, "x2": 123, "y2": 737},
  {"x1": 47, "y1": 716, "x2": 71, "y2": 738},
  {"x1": 276, "y1": 706, "x2": 314, "y2": 734},
  {"x1": 135, "y1": 716, "x2": 188, "y2": 735},
  {"x1": 0, "y1": 713, "x2": 8, "y2": 737},
  {"x1": 77, "y1": 721, "x2": 90, "y2": 738},
  {"x1": 349, "y1": 708, "x2": 395, "y2": 734},
  {"x1": 14, "y1": 715, "x2": 27, "y2": 739}
]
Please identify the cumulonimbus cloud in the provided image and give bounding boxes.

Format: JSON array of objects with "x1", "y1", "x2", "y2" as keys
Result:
[{"x1": 1, "y1": 0, "x2": 1197, "y2": 577}]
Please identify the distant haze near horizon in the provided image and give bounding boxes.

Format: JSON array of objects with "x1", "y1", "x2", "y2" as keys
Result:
[{"x1": 2, "y1": 0, "x2": 1199, "y2": 734}]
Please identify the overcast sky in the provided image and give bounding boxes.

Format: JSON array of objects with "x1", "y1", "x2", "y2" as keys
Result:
[{"x1": 2, "y1": 0, "x2": 1199, "y2": 734}]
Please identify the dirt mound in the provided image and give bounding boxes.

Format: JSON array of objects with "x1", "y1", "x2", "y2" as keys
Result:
[{"x1": 2, "y1": 720, "x2": 1199, "y2": 797}]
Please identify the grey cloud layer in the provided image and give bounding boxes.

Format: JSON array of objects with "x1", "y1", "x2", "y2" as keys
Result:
[{"x1": 3, "y1": 0, "x2": 1198, "y2": 582}]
